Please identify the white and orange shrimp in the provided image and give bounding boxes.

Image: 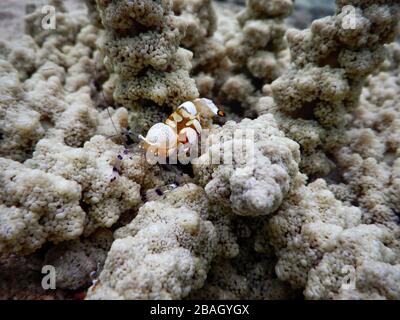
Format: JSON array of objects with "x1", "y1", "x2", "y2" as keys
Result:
[{"x1": 138, "y1": 98, "x2": 225, "y2": 159}]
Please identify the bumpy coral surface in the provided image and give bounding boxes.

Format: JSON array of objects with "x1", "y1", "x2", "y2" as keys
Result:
[
  {"x1": 0, "y1": 157, "x2": 85, "y2": 256},
  {"x1": 86, "y1": 184, "x2": 217, "y2": 299},
  {"x1": 258, "y1": 0, "x2": 400, "y2": 176},
  {"x1": 1, "y1": 0, "x2": 400, "y2": 301},
  {"x1": 226, "y1": 0, "x2": 293, "y2": 82},
  {"x1": 193, "y1": 114, "x2": 301, "y2": 216},
  {"x1": 25, "y1": 135, "x2": 142, "y2": 235},
  {"x1": 96, "y1": 0, "x2": 198, "y2": 109}
]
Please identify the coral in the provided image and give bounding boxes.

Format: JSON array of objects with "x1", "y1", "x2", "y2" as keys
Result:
[
  {"x1": 257, "y1": 0, "x2": 400, "y2": 176},
  {"x1": 86, "y1": 184, "x2": 217, "y2": 299},
  {"x1": 114, "y1": 57, "x2": 197, "y2": 107},
  {"x1": 306, "y1": 224, "x2": 400, "y2": 300},
  {"x1": 174, "y1": 0, "x2": 224, "y2": 72},
  {"x1": 265, "y1": 177, "x2": 400, "y2": 300},
  {"x1": 128, "y1": 106, "x2": 170, "y2": 139},
  {"x1": 334, "y1": 153, "x2": 399, "y2": 231},
  {"x1": 1, "y1": 0, "x2": 400, "y2": 301},
  {"x1": 193, "y1": 114, "x2": 301, "y2": 217},
  {"x1": 190, "y1": 255, "x2": 295, "y2": 299},
  {"x1": 173, "y1": 0, "x2": 292, "y2": 118},
  {"x1": 267, "y1": 179, "x2": 362, "y2": 289},
  {"x1": 190, "y1": 215, "x2": 298, "y2": 300},
  {"x1": 0, "y1": 2, "x2": 113, "y2": 157},
  {"x1": 0, "y1": 157, "x2": 85, "y2": 256},
  {"x1": 315, "y1": 45, "x2": 400, "y2": 295},
  {"x1": 95, "y1": 0, "x2": 198, "y2": 109},
  {"x1": 0, "y1": 3, "x2": 166, "y2": 257},
  {"x1": 0, "y1": 60, "x2": 44, "y2": 162},
  {"x1": 328, "y1": 43, "x2": 400, "y2": 231},
  {"x1": 83, "y1": 0, "x2": 102, "y2": 27},
  {"x1": 226, "y1": 0, "x2": 293, "y2": 82},
  {"x1": 25, "y1": 0, "x2": 88, "y2": 47},
  {"x1": 334, "y1": 261, "x2": 400, "y2": 300},
  {"x1": 44, "y1": 229, "x2": 113, "y2": 290},
  {"x1": 211, "y1": 0, "x2": 293, "y2": 116},
  {"x1": 188, "y1": 258, "x2": 249, "y2": 299},
  {"x1": 219, "y1": 74, "x2": 259, "y2": 116},
  {"x1": 25, "y1": 135, "x2": 142, "y2": 236}
]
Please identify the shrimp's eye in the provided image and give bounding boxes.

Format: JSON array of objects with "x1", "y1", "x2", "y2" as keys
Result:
[{"x1": 217, "y1": 110, "x2": 225, "y2": 117}]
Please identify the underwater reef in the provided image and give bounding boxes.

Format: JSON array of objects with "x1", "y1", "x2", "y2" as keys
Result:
[{"x1": 0, "y1": 0, "x2": 400, "y2": 300}]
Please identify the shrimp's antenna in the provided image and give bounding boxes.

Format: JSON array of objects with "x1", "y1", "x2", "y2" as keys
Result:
[
  {"x1": 106, "y1": 103, "x2": 119, "y2": 137},
  {"x1": 101, "y1": 90, "x2": 120, "y2": 136},
  {"x1": 102, "y1": 90, "x2": 131, "y2": 149},
  {"x1": 95, "y1": 57, "x2": 130, "y2": 149},
  {"x1": 92, "y1": 55, "x2": 119, "y2": 136}
]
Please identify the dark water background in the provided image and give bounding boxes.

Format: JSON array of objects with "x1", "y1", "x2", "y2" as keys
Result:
[{"x1": 214, "y1": 0, "x2": 336, "y2": 28}]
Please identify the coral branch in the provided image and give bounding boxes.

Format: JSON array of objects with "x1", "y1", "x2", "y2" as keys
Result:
[
  {"x1": 258, "y1": 0, "x2": 400, "y2": 176},
  {"x1": 95, "y1": 0, "x2": 199, "y2": 108}
]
